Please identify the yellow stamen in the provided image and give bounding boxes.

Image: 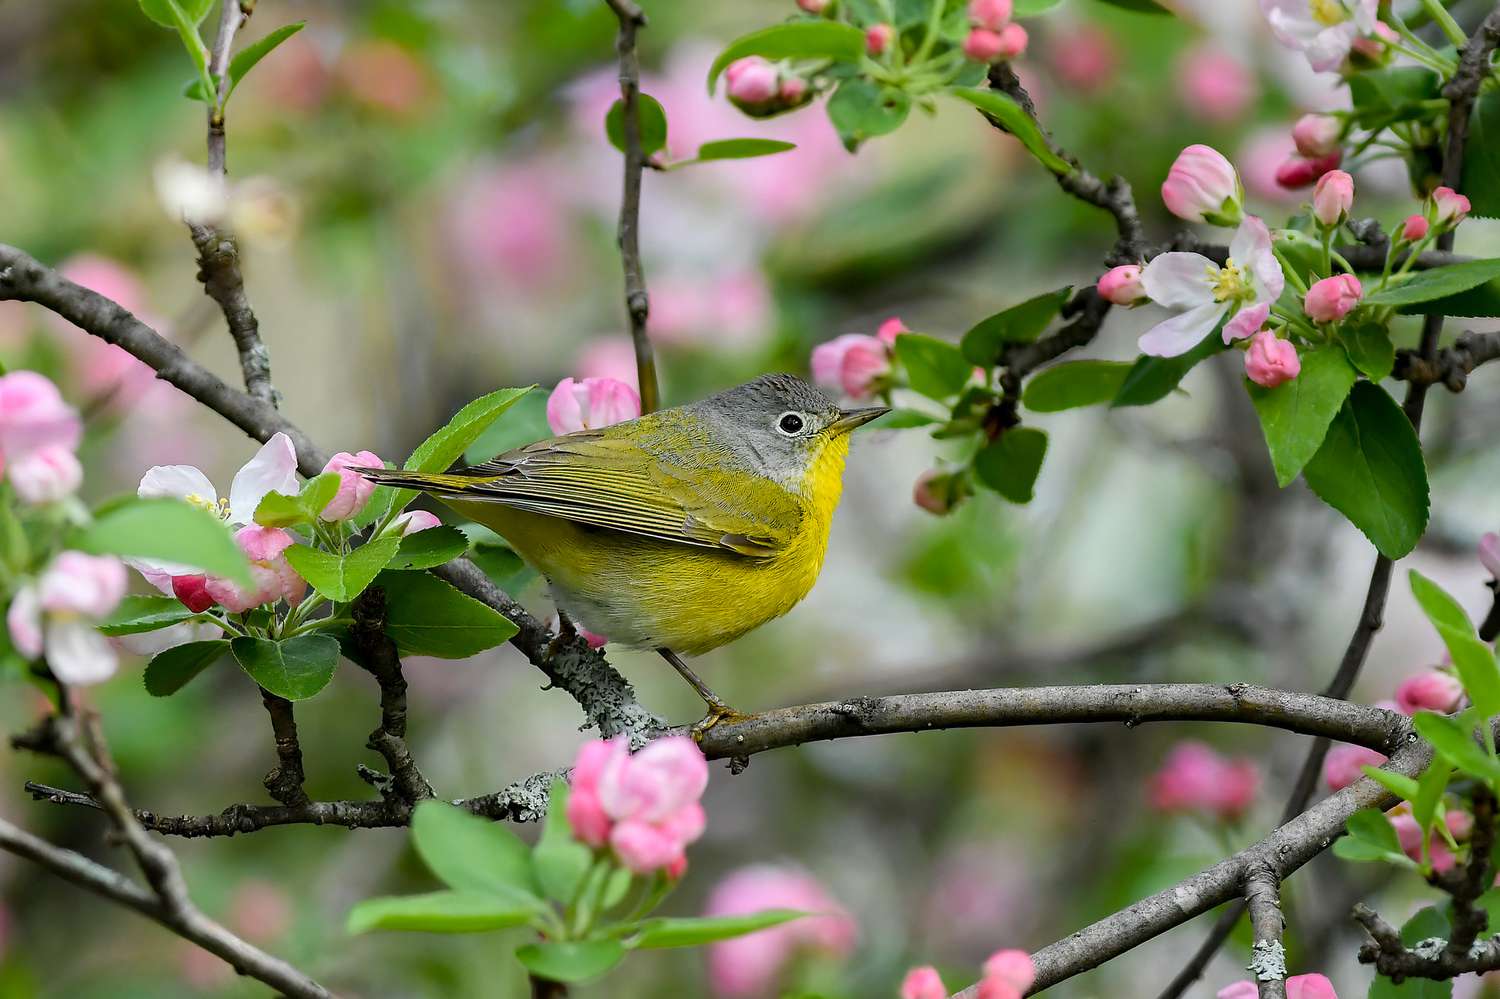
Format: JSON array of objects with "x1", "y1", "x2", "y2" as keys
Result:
[
  {"x1": 184, "y1": 493, "x2": 232, "y2": 520},
  {"x1": 1309, "y1": 0, "x2": 1347, "y2": 27},
  {"x1": 1207, "y1": 259, "x2": 1252, "y2": 303}
]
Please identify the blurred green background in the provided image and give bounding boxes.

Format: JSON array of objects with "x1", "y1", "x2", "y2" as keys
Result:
[{"x1": 3, "y1": 0, "x2": 1500, "y2": 995}]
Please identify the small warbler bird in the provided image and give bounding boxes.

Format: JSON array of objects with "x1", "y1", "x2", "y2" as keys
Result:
[{"x1": 359, "y1": 374, "x2": 886, "y2": 722}]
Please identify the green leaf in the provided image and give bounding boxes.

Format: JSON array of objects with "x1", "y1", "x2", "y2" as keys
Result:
[
  {"x1": 960, "y1": 287, "x2": 1072, "y2": 365},
  {"x1": 605, "y1": 94, "x2": 668, "y2": 158},
  {"x1": 1401, "y1": 275, "x2": 1500, "y2": 318},
  {"x1": 1410, "y1": 571, "x2": 1500, "y2": 720},
  {"x1": 948, "y1": 87, "x2": 1071, "y2": 175},
  {"x1": 139, "y1": 0, "x2": 213, "y2": 27},
  {"x1": 692, "y1": 138, "x2": 796, "y2": 162},
  {"x1": 894, "y1": 333, "x2": 972, "y2": 400},
  {"x1": 182, "y1": 77, "x2": 211, "y2": 102},
  {"x1": 230, "y1": 635, "x2": 339, "y2": 701},
  {"x1": 1013, "y1": 0, "x2": 1066, "y2": 11},
  {"x1": 399, "y1": 387, "x2": 532, "y2": 511},
  {"x1": 411, "y1": 801, "x2": 541, "y2": 902},
  {"x1": 1302, "y1": 382, "x2": 1428, "y2": 559},
  {"x1": 826, "y1": 79, "x2": 910, "y2": 152},
  {"x1": 630, "y1": 910, "x2": 806, "y2": 949},
  {"x1": 1347, "y1": 66, "x2": 1442, "y2": 128},
  {"x1": 153, "y1": 0, "x2": 215, "y2": 104},
  {"x1": 0, "y1": 499, "x2": 28, "y2": 577},
  {"x1": 387, "y1": 526, "x2": 469, "y2": 570},
  {"x1": 346, "y1": 891, "x2": 538, "y2": 934},
  {"x1": 98, "y1": 595, "x2": 197, "y2": 636},
  {"x1": 1094, "y1": 0, "x2": 1171, "y2": 12},
  {"x1": 1248, "y1": 345, "x2": 1358, "y2": 487},
  {"x1": 1412, "y1": 759, "x2": 1451, "y2": 833},
  {"x1": 1333, "y1": 807, "x2": 1411, "y2": 864},
  {"x1": 253, "y1": 473, "x2": 340, "y2": 528},
  {"x1": 1460, "y1": 90, "x2": 1500, "y2": 219},
  {"x1": 1362, "y1": 259, "x2": 1500, "y2": 308},
  {"x1": 707, "y1": 22, "x2": 866, "y2": 93},
  {"x1": 515, "y1": 940, "x2": 626, "y2": 984},
  {"x1": 1360, "y1": 765, "x2": 1420, "y2": 802},
  {"x1": 1111, "y1": 330, "x2": 1226, "y2": 408},
  {"x1": 144, "y1": 640, "x2": 229, "y2": 696},
  {"x1": 973, "y1": 427, "x2": 1047, "y2": 504},
  {"x1": 1410, "y1": 569, "x2": 1475, "y2": 635},
  {"x1": 77, "y1": 498, "x2": 250, "y2": 586},
  {"x1": 464, "y1": 388, "x2": 550, "y2": 464},
  {"x1": 878, "y1": 408, "x2": 941, "y2": 429},
  {"x1": 602, "y1": 868, "x2": 632, "y2": 910},
  {"x1": 376, "y1": 570, "x2": 518, "y2": 658},
  {"x1": 533, "y1": 780, "x2": 593, "y2": 904},
  {"x1": 283, "y1": 537, "x2": 400, "y2": 603},
  {"x1": 1342, "y1": 322, "x2": 1396, "y2": 381},
  {"x1": 227, "y1": 22, "x2": 306, "y2": 98},
  {"x1": 1412, "y1": 711, "x2": 1500, "y2": 781},
  {"x1": 1021, "y1": 361, "x2": 1133, "y2": 413}
]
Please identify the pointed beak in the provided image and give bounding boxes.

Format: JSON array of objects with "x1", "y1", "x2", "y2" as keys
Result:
[{"x1": 832, "y1": 406, "x2": 890, "y2": 433}]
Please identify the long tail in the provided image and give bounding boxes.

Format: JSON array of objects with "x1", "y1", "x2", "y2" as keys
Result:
[{"x1": 352, "y1": 466, "x2": 499, "y2": 498}]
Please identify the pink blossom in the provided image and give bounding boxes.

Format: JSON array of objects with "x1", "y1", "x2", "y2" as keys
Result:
[
  {"x1": 1161, "y1": 145, "x2": 1242, "y2": 225},
  {"x1": 1323, "y1": 743, "x2": 1387, "y2": 791},
  {"x1": 0, "y1": 371, "x2": 82, "y2": 490},
  {"x1": 1261, "y1": 0, "x2": 1379, "y2": 72},
  {"x1": 1149, "y1": 741, "x2": 1261, "y2": 821},
  {"x1": 8, "y1": 446, "x2": 83, "y2": 505},
  {"x1": 994, "y1": 23, "x2": 1028, "y2": 59},
  {"x1": 1245, "y1": 330, "x2": 1301, "y2": 388},
  {"x1": 1480, "y1": 532, "x2": 1500, "y2": 577},
  {"x1": 969, "y1": 0, "x2": 1013, "y2": 30},
  {"x1": 778, "y1": 76, "x2": 808, "y2": 103},
  {"x1": 1097, "y1": 265, "x2": 1146, "y2": 306},
  {"x1": 1303, "y1": 273, "x2": 1362, "y2": 323},
  {"x1": 1049, "y1": 25, "x2": 1118, "y2": 92},
  {"x1": 964, "y1": 28, "x2": 1009, "y2": 63},
  {"x1": 1447, "y1": 810, "x2": 1474, "y2": 841},
  {"x1": 1432, "y1": 186, "x2": 1471, "y2": 227},
  {"x1": 1177, "y1": 45, "x2": 1257, "y2": 122},
  {"x1": 900, "y1": 966, "x2": 946, "y2": 999},
  {"x1": 8, "y1": 552, "x2": 127, "y2": 685},
  {"x1": 796, "y1": 0, "x2": 828, "y2": 11},
  {"x1": 705, "y1": 865, "x2": 856, "y2": 998},
  {"x1": 320, "y1": 450, "x2": 382, "y2": 521},
  {"x1": 1224, "y1": 302, "x2": 1270, "y2": 344},
  {"x1": 567, "y1": 735, "x2": 709, "y2": 875},
  {"x1": 725, "y1": 57, "x2": 779, "y2": 105},
  {"x1": 1395, "y1": 669, "x2": 1463, "y2": 714},
  {"x1": 1390, "y1": 807, "x2": 1456, "y2": 872},
  {"x1": 980, "y1": 950, "x2": 1035, "y2": 997},
  {"x1": 1139, "y1": 216, "x2": 1282, "y2": 357},
  {"x1": 866, "y1": 24, "x2": 895, "y2": 56},
  {"x1": 204, "y1": 526, "x2": 305, "y2": 614},
  {"x1": 1275, "y1": 151, "x2": 1343, "y2": 189},
  {"x1": 913, "y1": 469, "x2": 957, "y2": 516},
  {"x1": 1292, "y1": 113, "x2": 1341, "y2": 158},
  {"x1": 877, "y1": 316, "x2": 908, "y2": 345},
  {"x1": 546, "y1": 377, "x2": 641, "y2": 435},
  {"x1": 811, "y1": 334, "x2": 892, "y2": 400},
  {"x1": 390, "y1": 510, "x2": 442, "y2": 536},
  {"x1": 567, "y1": 737, "x2": 626, "y2": 848},
  {"x1": 1312, "y1": 170, "x2": 1354, "y2": 226},
  {"x1": 1402, "y1": 214, "x2": 1430, "y2": 242}
]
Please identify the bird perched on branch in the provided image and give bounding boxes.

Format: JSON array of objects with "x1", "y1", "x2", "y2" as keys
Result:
[{"x1": 358, "y1": 373, "x2": 887, "y2": 729}]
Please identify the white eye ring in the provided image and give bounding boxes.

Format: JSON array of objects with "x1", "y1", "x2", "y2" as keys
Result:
[{"x1": 775, "y1": 411, "x2": 807, "y2": 436}]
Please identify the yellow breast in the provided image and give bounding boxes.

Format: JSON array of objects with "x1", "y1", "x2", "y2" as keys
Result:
[{"x1": 445, "y1": 433, "x2": 851, "y2": 656}]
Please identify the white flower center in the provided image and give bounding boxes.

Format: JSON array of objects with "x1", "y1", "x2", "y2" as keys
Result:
[
  {"x1": 1309, "y1": 0, "x2": 1348, "y2": 27},
  {"x1": 185, "y1": 492, "x2": 232, "y2": 520},
  {"x1": 1208, "y1": 259, "x2": 1252, "y2": 303}
]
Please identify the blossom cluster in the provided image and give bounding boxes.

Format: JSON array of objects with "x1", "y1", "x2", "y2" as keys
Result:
[{"x1": 566, "y1": 735, "x2": 709, "y2": 877}]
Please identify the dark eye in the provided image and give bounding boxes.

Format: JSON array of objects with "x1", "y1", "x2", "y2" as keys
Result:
[{"x1": 777, "y1": 412, "x2": 805, "y2": 435}]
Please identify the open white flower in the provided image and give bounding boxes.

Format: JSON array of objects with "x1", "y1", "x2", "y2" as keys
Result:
[
  {"x1": 1260, "y1": 0, "x2": 1378, "y2": 72},
  {"x1": 1138, "y1": 217, "x2": 1285, "y2": 358}
]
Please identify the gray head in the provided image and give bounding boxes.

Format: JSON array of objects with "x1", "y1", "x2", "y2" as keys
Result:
[{"x1": 688, "y1": 374, "x2": 888, "y2": 487}]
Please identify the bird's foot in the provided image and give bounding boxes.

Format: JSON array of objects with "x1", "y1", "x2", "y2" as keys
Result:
[{"x1": 690, "y1": 700, "x2": 747, "y2": 742}]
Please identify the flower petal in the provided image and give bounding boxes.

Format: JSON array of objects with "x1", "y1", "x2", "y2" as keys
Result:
[
  {"x1": 139, "y1": 464, "x2": 217, "y2": 502},
  {"x1": 1224, "y1": 303, "x2": 1270, "y2": 343},
  {"x1": 6, "y1": 583, "x2": 42, "y2": 658},
  {"x1": 228, "y1": 433, "x2": 299, "y2": 525},
  {"x1": 1139, "y1": 302, "x2": 1226, "y2": 357},
  {"x1": 45, "y1": 620, "x2": 118, "y2": 685},
  {"x1": 1140, "y1": 254, "x2": 1217, "y2": 310}
]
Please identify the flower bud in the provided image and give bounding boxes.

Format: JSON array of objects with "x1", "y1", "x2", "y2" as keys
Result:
[
  {"x1": 778, "y1": 75, "x2": 808, "y2": 103},
  {"x1": 1244, "y1": 330, "x2": 1301, "y2": 388},
  {"x1": 389, "y1": 510, "x2": 442, "y2": 536},
  {"x1": 1291, "y1": 113, "x2": 1341, "y2": 158},
  {"x1": 1401, "y1": 213, "x2": 1430, "y2": 242},
  {"x1": 1480, "y1": 532, "x2": 1500, "y2": 578},
  {"x1": 172, "y1": 574, "x2": 216, "y2": 614},
  {"x1": 8, "y1": 445, "x2": 82, "y2": 505},
  {"x1": 866, "y1": 24, "x2": 895, "y2": 56},
  {"x1": 811, "y1": 333, "x2": 891, "y2": 400},
  {"x1": 995, "y1": 23, "x2": 1028, "y2": 59},
  {"x1": 1312, "y1": 169, "x2": 1353, "y2": 227},
  {"x1": 979, "y1": 950, "x2": 1035, "y2": 999},
  {"x1": 546, "y1": 377, "x2": 641, "y2": 435},
  {"x1": 1274, "y1": 151, "x2": 1342, "y2": 190},
  {"x1": 724, "y1": 57, "x2": 779, "y2": 106},
  {"x1": 963, "y1": 28, "x2": 1007, "y2": 62},
  {"x1": 877, "y1": 316, "x2": 908, "y2": 345},
  {"x1": 1323, "y1": 743, "x2": 1387, "y2": 792},
  {"x1": 969, "y1": 0, "x2": 1013, "y2": 30},
  {"x1": 1161, "y1": 145, "x2": 1242, "y2": 225},
  {"x1": 900, "y1": 966, "x2": 946, "y2": 999},
  {"x1": 1303, "y1": 273, "x2": 1362, "y2": 323},
  {"x1": 1395, "y1": 669, "x2": 1463, "y2": 714},
  {"x1": 1097, "y1": 264, "x2": 1146, "y2": 306},
  {"x1": 1431, "y1": 186, "x2": 1471, "y2": 227},
  {"x1": 913, "y1": 469, "x2": 963, "y2": 516},
  {"x1": 320, "y1": 450, "x2": 382, "y2": 521},
  {"x1": 1446, "y1": 810, "x2": 1474, "y2": 841},
  {"x1": 796, "y1": 0, "x2": 829, "y2": 12}
]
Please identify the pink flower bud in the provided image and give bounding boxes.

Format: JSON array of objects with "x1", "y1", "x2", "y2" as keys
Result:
[
  {"x1": 963, "y1": 28, "x2": 1008, "y2": 62},
  {"x1": 1292, "y1": 113, "x2": 1341, "y2": 158},
  {"x1": 1217, "y1": 984, "x2": 1258, "y2": 999},
  {"x1": 1402, "y1": 213, "x2": 1430, "y2": 242},
  {"x1": 1050, "y1": 25, "x2": 1118, "y2": 92},
  {"x1": 796, "y1": 0, "x2": 828, "y2": 11},
  {"x1": 1274, "y1": 151, "x2": 1342, "y2": 190},
  {"x1": 1149, "y1": 741, "x2": 1261, "y2": 820},
  {"x1": 391, "y1": 510, "x2": 442, "y2": 536},
  {"x1": 1446, "y1": 810, "x2": 1474, "y2": 841},
  {"x1": 1244, "y1": 330, "x2": 1301, "y2": 388},
  {"x1": 1161, "y1": 145, "x2": 1242, "y2": 225},
  {"x1": 978, "y1": 950, "x2": 1035, "y2": 999},
  {"x1": 1389, "y1": 807, "x2": 1455, "y2": 871},
  {"x1": 913, "y1": 469, "x2": 959, "y2": 516},
  {"x1": 546, "y1": 377, "x2": 641, "y2": 435},
  {"x1": 320, "y1": 450, "x2": 382, "y2": 521},
  {"x1": 901, "y1": 966, "x2": 946, "y2": 999},
  {"x1": 8, "y1": 445, "x2": 83, "y2": 505},
  {"x1": 1395, "y1": 669, "x2": 1463, "y2": 714},
  {"x1": 811, "y1": 334, "x2": 891, "y2": 400},
  {"x1": 995, "y1": 23, "x2": 1028, "y2": 59},
  {"x1": 1312, "y1": 170, "x2": 1354, "y2": 227},
  {"x1": 1323, "y1": 743, "x2": 1387, "y2": 792},
  {"x1": 39, "y1": 552, "x2": 128, "y2": 619},
  {"x1": 1349, "y1": 21, "x2": 1398, "y2": 63},
  {"x1": 1303, "y1": 273, "x2": 1362, "y2": 323},
  {"x1": 778, "y1": 76, "x2": 808, "y2": 102},
  {"x1": 172, "y1": 574, "x2": 216, "y2": 614},
  {"x1": 1177, "y1": 45, "x2": 1256, "y2": 123},
  {"x1": 1097, "y1": 264, "x2": 1146, "y2": 306},
  {"x1": 1431, "y1": 186, "x2": 1471, "y2": 227},
  {"x1": 969, "y1": 0, "x2": 1013, "y2": 30},
  {"x1": 1224, "y1": 975, "x2": 1339, "y2": 999},
  {"x1": 866, "y1": 24, "x2": 895, "y2": 56},
  {"x1": 1480, "y1": 532, "x2": 1500, "y2": 577},
  {"x1": 877, "y1": 316, "x2": 908, "y2": 345},
  {"x1": 0, "y1": 370, "x2": 82, "y2": 466},
  {"x1": 724, "y1": 57, "x2": 779, "y2": 105}
]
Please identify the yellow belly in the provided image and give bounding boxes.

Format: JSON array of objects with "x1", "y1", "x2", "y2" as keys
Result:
[{"x1": 446, "y1": 500, "x2": 831, "y2": 656}]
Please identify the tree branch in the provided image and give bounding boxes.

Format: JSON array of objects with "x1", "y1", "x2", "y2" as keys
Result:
[
  {"x1": 602, "y1": 0, "x2": 659, "y2": 414},
  {"x1": 1244, "y1": 864, "x2": 1287, "y2": 999},
  {"x1": 1394, "y1": 328, "x2": 1500, "y2": 391},
  {"x1": 350, "y1": 586, "x2": 435, "y2": 805},
  {"x1": 257, "y1": 687, "x2": 310, "y2": 806}
]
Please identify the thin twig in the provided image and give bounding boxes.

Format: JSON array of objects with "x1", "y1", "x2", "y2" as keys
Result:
[{"x1": 257, "y1": 687, "x2": 311, "y2": 806}]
